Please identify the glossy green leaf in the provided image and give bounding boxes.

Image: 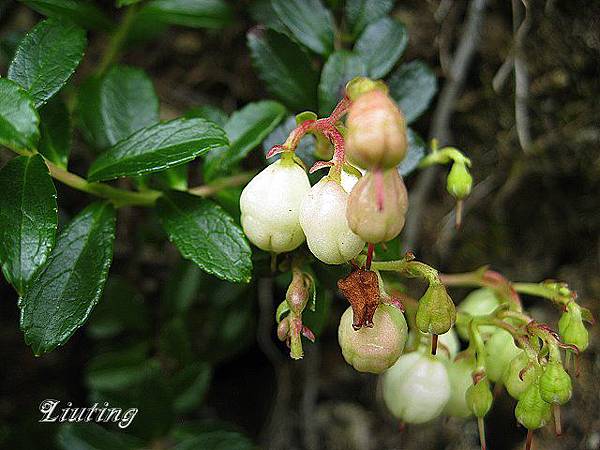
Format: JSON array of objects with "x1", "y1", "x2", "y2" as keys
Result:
[
  {"x1": 19, "y1": 0, "x2": 112, "y2": 31},
  {"x1": 398, "y1": 128, "x2": 426, "y2": 176},
  {"x1": 78, "y1": 65, "x2": 160, "y2": 151},
  {"x1": 388, "y1": 60, "x2": 438, "y2": 123},
  {"x1": 57, "y1": 424, "x2": 143, "y2": 450},
  {"x1": 354, "y1": 17, "x2": 407, "y2": 78},
  {"x1": 8, "y1": 18, "x2": 86, "y2": 107},
  {"x1": 345, "y1": 0, "x2": 393, "y2": 37},
  {"x1": 38, "y1": 96, "x2": 71, "y2": 168},
  {"x1": 141, "y1": 0, "x2": 232, "y2": 29},
  {"x1": 319, "y1": 50, "x2": 367, "y2": 115},
  {"x1": 87, "y1": 118, "x2": 227, "y2": 182},
  {"x1": 157, "y1": 192, "x2": 252, "y2": 283},
  {"x1": 247, "y1": 29, "x2": 319, "y2": 111},
  {"x1": 0, "y1": 155, "x2": 57, "y2": 295},
  {"x1": 0, "y1": 78, "x2": 40, "y2": 152},
  {"x1": 271, "y1": 0, "x2": 334, "y2": 56},
  {"x1": 204, "y1": 100, "x2": 285, "y2": 179},
  {"x1": 20, "y1": 202, "x2": 116, "y2": 355}
]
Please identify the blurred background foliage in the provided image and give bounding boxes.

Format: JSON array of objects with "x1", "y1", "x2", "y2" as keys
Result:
[{"x1": 0, "y1": 0, "x2": 599, "y2": 449}]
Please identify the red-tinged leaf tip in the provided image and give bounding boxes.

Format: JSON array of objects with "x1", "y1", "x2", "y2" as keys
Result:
[{"x1": 302, "y1": 325, "x2": 316, "y2": 342}]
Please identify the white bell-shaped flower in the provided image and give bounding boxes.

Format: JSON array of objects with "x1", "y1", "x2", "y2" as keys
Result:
[
  {"x1": 240, "y1": 157, "x2": 310, "y2": 253},
  {"x1": 382, "y1": 351, "x2": 451, "y2": 424},
  {"x1": 299, "y1": 177, "x2": 365, "y2": 264}
]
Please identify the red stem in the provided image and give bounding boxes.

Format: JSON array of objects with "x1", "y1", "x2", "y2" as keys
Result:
[
  {"x1": 365, "y1": 243, "x2": 375, "y2": 270},
  {"x1": 525, "y1": 430, "x2": 534, "y2": 450},
  {"x1": 431, "y1": 334, "x2": 439, "y2": 355},
  {"x1": 477, "y1": 417, "x2": 487, "y2": 450},
  {"x1": 553, "y1": 404, "x2": 562, "y2": 436}
]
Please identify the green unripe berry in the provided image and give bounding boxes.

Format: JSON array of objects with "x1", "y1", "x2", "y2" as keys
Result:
[
  {"x1": 455, "y1": 288, "x2": 501, "y2": 340},
  {"x1": 515, "y1": 382, "x2": 552, "y2": 430},
  {"x1": 446, "y1": 161, "x2": 472, "y2": 200},
  {"x1": 416, "y1": 282, "x2": 456, "y2": 336},
  {"x1": 484, "y1": 329, "x2": 522, "y2": 382},
  {"x1": 503, "y1": 352, "x2": 539, "y2": 400},
  {"x1": 539, "y1": 360, "x2": 572, "y2": 405},
  {"x1": 444, "y1": 357, "x2": 476, "y2": 418},
  {"x1": 558, "y1": 302, "x2": 589, "y2": 352},
  {"x1": 466, "y1": 378, "x2": 493, "y2": 418}
]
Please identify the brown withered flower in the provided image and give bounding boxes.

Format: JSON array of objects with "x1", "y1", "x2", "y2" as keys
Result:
[{"x1": 338, "y1": 268, "x2": 380, "y2": 330}]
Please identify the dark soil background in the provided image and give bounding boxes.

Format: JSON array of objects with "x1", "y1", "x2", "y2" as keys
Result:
[{"x1": 0, "y1": 1, "x2": 599, "y2": 449}]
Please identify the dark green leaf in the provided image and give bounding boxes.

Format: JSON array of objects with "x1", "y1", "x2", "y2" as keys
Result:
[
  {"x1": 78, "y1": 65, "x2": 160, "y2": 151},
  {"x1": 174, "y1": 431, "x2": 255, "y2": 450},
  {"x1": 57, "y1": 424, "x2": 143, "y2": 450},
  {"x1": 117, "y1": 0, "x2": 142, "y2": 6},
  {"x1": 87, "y1": 118, "x2": 227, "y2": 182},
  {"x1": 185, "y1": 104, "x2": 228, "y2": 127},
  {"x1": 173, "y1": 362, "x2": 212, "y2": 414},
  {"x1": 86, "y1": 344, "x2": 154, "y2": 392},
  {"x1": 159, "y1": 318, "x2": 193, "y2": 365},
  {"x1": 0, "y1": 154, "x2": 57, "y2": 295},
  {"x1": 388, "y1": 60, "x2": 438, "y2": 123},
  {"x1": 141, "y1": 0, "x2": 232, "y2": 29},
  {"x1": 271, "y1": 0, "x2": 334, "y2": 56},
  {"x1": 8, "y1": 18, "x2": 86, "y2": 107},
  {"x1": 249, "y1": 0, "x2": 287, "y2": 33},
  {"x1": 354, "y1": 17, "x2": 407, "y2": 78},
  {"x1": 20, "y1": 202, "x2": 116, "y2": 355},
  {"x1": 0, "y1": 78, "x2": 39, "y2": 152},
  {"x1": 38, "y1": 96, "x2": 71, "y2": 168},
  {"x1": 345, "y1": 0, "x2": 393, "y2": 37},
  {"x1": 19, "y1": 0, "x2": 112, "y2": 31},
  {"x1": 319, "y1": 50, "x2": 367, "y2": 115},
  {"x1": 88, "y1": 276, "x2": 149, "y2": 339},
  {"x1": 248, "y1": 29, "x2": 319, "y2": 111},
  {"x1": 204, "y1": 100, "x2": 285, "y2": 180},
  {"x1": 157, "y1": 192, "x2": 252, "y2": 283},
  {"x1": 398, "y1": 127, "x2": 426, "y2": 176},
  {"x1": 161, "y1": 260, "x2": 203, "y2": 317}
]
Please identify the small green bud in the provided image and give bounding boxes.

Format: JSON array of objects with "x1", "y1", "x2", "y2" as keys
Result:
[
  {"x1": 416, "y1": 282, "x2": 456, "y2": 336},
  {"x1": 345, "y1": 76, "x2": 388, "y2": 100},
  {"x1": 484, "y1": 329, "x2": 521, "y2": 382},
  {"x1": 515, "y1": 382, "x2": 552, "y2": 430},
  {"x1": 503, "y1": 352, "x2": 539, "y2": 400},
  {"x1": 466, "y1": 377, "x2": 493, "y2": 418},
  {"x1": 539, "y1": 360, "x2": 572, "y2": 405},
  {"x1": 558, "y1": 302, "x2": 589, "y2": 352},
  {"x1": 446, "y1": 161, "x2": 472, "y2": 200}
]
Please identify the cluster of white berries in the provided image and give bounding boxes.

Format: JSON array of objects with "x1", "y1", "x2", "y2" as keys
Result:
[{"x1": 240, "y1": 80, "x2": 410, "y2": 265}]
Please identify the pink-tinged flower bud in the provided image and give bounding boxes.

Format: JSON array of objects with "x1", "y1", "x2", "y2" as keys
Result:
[
  {"x1": 345, "y1": 90, "x2": 408, "y2": 170},
  {"x1": 346, "y1": 169, "x2": 408, "y2": 243},
  {"x1": 299, "y1": 177, "x2": 365, "y2": 264},
  {"x1": 337, "y1": 304, "x2": 408, "y2": 373},
  {"x1": 382, "y1": 352, "x2": 451, "y2": 424},
  {"x1": 240, "y1": 157, "x2": 311, "y2": 253}
]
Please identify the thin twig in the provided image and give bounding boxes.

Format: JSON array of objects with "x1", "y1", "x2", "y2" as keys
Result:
[
  {"x1": 512, "y1": 0, "x2": 533, "y2": 152},
  {"x1": 404, "y1": 0, "x2": 489, "y2": 251}
]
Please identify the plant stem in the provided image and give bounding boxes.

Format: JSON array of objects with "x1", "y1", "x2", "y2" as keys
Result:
[
  {"x1": 97, "y1": 4, "x2": 140, "y2": 75},
  {"x1": 477, "y1": 417, "x2": 487, "y2": 450},
  {"x1": 4, "y1": 148, "x2": 250, "y2": 208},
  {"x1": 47, "y1": 161, "x2": 161, "y2": 207}
]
